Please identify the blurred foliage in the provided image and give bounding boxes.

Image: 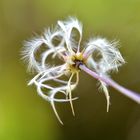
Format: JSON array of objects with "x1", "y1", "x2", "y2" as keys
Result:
[{"x1": 0, "y1": 0, "x2": 140, "y2": 140}]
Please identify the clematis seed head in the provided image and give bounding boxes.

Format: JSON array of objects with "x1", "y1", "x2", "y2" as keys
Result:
[{"x1": 22, "y1": 17, "x2": 140, "y2": 124}]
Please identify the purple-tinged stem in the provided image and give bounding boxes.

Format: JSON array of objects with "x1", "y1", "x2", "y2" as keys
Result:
[{"x1": 79, "y1": 64, "x2": 140, "y2": 104}]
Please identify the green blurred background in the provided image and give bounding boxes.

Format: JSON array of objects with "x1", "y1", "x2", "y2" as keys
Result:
[{"x1": 0, "y1": 0, "x2": 140, "y2": 140}]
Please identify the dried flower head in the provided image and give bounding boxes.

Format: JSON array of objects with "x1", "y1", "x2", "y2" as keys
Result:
[{"x1": 22, "y1": 17, "x2": 140, "y2": 124}]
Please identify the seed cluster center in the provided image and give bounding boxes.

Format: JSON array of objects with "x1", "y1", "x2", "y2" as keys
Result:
[{"x1": 66, "y1": 52, "x2": 85, "y2": 72}]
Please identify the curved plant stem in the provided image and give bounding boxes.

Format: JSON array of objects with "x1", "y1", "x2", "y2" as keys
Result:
[{"x1": 79, "y1": 64, "x2": 140, "y2": 104}]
